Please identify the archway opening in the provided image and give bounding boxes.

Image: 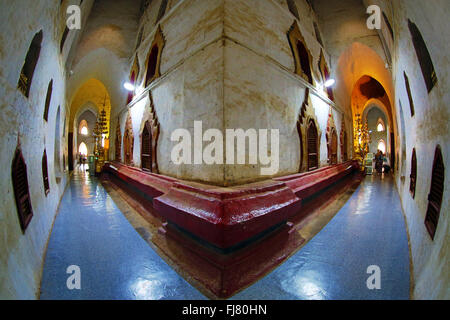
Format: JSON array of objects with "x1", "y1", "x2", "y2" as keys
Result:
[
  {"x1": 377, "y1": 140, "x2": 386, "y2": 155},
  {"x1": 69, "y1": 79, "x2": 111, "y2": 170},
  {"x1": 363, "y1": 105, "x2": 390, "y2": 159},
  {"x1": 78, "y1": 142, "x2": 88, "y2": 156}
]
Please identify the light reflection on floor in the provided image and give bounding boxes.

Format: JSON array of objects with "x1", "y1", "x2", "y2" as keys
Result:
[
  {"x1": 40, "y1": 170, "x2": 410, "y2": 300},
  {"x1": 39, "y1": 167, "x2": 205, "y2": 300},
  {"x1": 231, "y1": 174, "x2": 410, "y2": 300}
]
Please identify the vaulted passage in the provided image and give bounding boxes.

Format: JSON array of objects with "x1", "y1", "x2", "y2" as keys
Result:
[
  {"x1": 40, "y1": 169, "x2": 410, "y2": 299},
  {"x1": 1, "y1": 0, "x2": 448, "y2": 301}
]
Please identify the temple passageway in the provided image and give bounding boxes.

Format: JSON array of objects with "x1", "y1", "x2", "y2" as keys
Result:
[
  {"x1": 232, "y1": 174, "x2": 411, "y2": 300},
  {"x1": 39, "y1": 168, "x2": 206, "y2": 300},
  {"x1": 40, "y1": 169, "x2": 410, "y2": 300}
]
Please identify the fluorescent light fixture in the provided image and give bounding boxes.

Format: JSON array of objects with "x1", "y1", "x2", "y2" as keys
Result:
[
  {"x1": 123, "y1": 82, "x2": 135, "y2": 91},
  {"x1": 324, "y1": 79, "x2": 335, "y2": 87}
]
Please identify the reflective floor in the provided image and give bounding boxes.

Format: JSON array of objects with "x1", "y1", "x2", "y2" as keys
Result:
[
  {"x1": 40, "y1": 168, "x2": 410, "y2": 300},
  {"x1": 232, "y1": 174, "x2": 410, "y2": 300},
  {"x1": 40, "y1": 167, "x2": 205, "y2": 300}
]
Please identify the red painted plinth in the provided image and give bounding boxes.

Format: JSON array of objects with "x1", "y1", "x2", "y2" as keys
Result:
[
  {"x1": 103, "y1": 163, "x2": 176, "y2": 198},
  {"x1": 103, "y1": 161, "x2": 358, "y2": 251},
  {"x1": 156, "y1": 221, "x2": 305, "y2": 298},
  {"x1": 275, "y1": 161, "x2": 359, "y2": 199},
  {"x1": 153, "y1": 180, "x2": 302, "y2": 249}
]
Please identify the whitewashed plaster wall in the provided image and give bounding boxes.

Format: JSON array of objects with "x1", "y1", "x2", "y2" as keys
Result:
[
  {"x1": 222, "y1": 0, "x2": 345, "y2": 183},
  {"x1": 0, "y1": 0, "x2": 91, "y2": 299},
  {"x1": 124, "y1": 0, "x2": 345, "y2": 186},
  {"x1": 391, "y1": 0, "x2": 449, "y2": 300},
  {"x1": 120, "y1": 0, "x2": 225, "y2": 184}
]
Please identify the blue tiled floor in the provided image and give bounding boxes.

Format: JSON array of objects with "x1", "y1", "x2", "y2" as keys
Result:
[
  {"x1": 40, "y1": 169, "x2": 410, "y2": 300},
  {"x1": 232, "y1": 174, "x2": 410, "y2": 300},
  {"x1": 40, "y1": 167, "x2": 206, "y2": 300}
]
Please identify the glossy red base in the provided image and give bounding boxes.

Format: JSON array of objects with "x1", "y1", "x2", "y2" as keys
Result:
[
  {"x1": 103, "y1": 161, "x2": 358, "y2": 250},
  {"x1": 156, "y1": 221, "x2": 305, "y2": 298}
]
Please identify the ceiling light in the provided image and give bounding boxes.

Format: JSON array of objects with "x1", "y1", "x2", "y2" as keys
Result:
[
  {"x1": 324, "y1": 79, "x2": 335, "y2": 87},
  {"x1": 123, "y1": 82, "x2": 135, "y2": 91}
]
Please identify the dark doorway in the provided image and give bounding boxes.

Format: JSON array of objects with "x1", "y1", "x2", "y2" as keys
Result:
[
  {"x1": 307, "y1": 120, "x2": 318, "y2": 171},
  {"x1": 390, "y1": 132, "x2": 395, "y2": 171},
  {"x1": 68, "y1": 132, "x2": 74, "y2": 171}
]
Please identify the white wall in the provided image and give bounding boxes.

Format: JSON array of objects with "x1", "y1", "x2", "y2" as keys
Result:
[
  {"x1": 122, "y1": 0, "x2": 346, "y2": 186},
  {"x1": 391, "y1": 0, "x2": 449, "y2": 300},
  {"x1": 0, "y1": 0, "x2": 91, "y2": 299}
]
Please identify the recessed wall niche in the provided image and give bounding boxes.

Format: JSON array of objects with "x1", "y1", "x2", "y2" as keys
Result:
[
  {"x1": 287, "y1": 22, "x2": 314, "y2": 85},
  {"x1": 145, "y1": 26, "x2": 165, "y2": 87}
]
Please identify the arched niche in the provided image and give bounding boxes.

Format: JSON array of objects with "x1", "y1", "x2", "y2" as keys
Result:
[
  {"x1": 340, "y1": 118, "x2": 349, "y2": 162},
  {"x1": 409, "y1": 148, "x2": 417, "y2": 199},
  {"x1": 287, "y1": 21, "x2": 314, "y2": 85},
  {"x1": 425, "y1": 146, "x2": 444, "y2": 240},
  {"x1": 307, "y1": 119, "x2": 320, "y2": 171},
  {"x1": 123, "y1": 112, "x2": 134, "y2": 166},
  {"x1": 408, "y1": 19, "x2": 437, "y2": 93},
  {"x1": 54, "y1": 106, "x2": 62, "y2": 179},
  {"x1": 115, "y1": 118, "x2": 122, "y2": 162},
  {"x1": 18, "y1": 30, "x2": 43, "y2": 97},
  {"x1": 297, "y1": 88, "x2": 321, "y2": 172},
  {"x1": 139, "y1": 92, "x2": 160, "y2": 173},
  {"x1": 318, "y1": 50, "x2": 334, "y2": 101},
  {"x1": 145, "y1": 26, "x2": 165, "y2": 87},
  {"x1": 42, "y1": 149, "x2": 50, "y2": 196},
  {"x1": 127, "y1": 55, "x2": 140, "y2": 105},
  {"x1": 326, "y1": 110, "x2": 338, "y2": 165},
  {"x1": 12, "y1": 145, "x2": 33, "y2": 232}
]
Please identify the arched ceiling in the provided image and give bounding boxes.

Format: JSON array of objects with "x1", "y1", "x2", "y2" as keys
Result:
[
  {"x1": 310, "y1": 0, "x2": 393, "y2": 113},
  {"x1": 335, "y1": 42, "x2": 394, "y2": 115},
  {"x1": 66, "y1": 0, "x2": 141, "y2": 120},
  {"x1": 68, "y1": 48, "x2": 126, "y2": 118},
  {"x1": 310, "y1": 0, "x2": 387, "y2": 69},
  {"x1": 351, "y1": 75, "x2": 392, "y2": 121},
  {"x1": 69, "y1": 78, "x2": 111, "y2": 136}
]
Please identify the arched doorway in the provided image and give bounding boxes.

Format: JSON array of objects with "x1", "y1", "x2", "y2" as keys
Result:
[
  {"x1": 307, "y1": 120, "x2": 319, "y2": 171},
  {"x1": 78, "y1": 142, "x2": 88, "y2": 157},
  {"x1": 377, "y1": 139, "x2": 386, "y2": 154},
  {"x1": 123, "y1": 113, "x2": 134, "y2": 165},
  {"x1": 68, "y1": 79, "x2": 111, "y2": 171},
  {"x1": 330, "y1": 129, "x2": 338, "y2": 165},
  {"x1": 141, "y1": 122, "x2": 152, "y2": 171},
  {"x1": 54, "y1": 106, "x2": 61, "y2": 180},
  {"x1": 363, "y1": 105, "x2": 389, "y2": 157},
  {"x1": 76, "y1": 109, "x2": 97, "y2": 166}
]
